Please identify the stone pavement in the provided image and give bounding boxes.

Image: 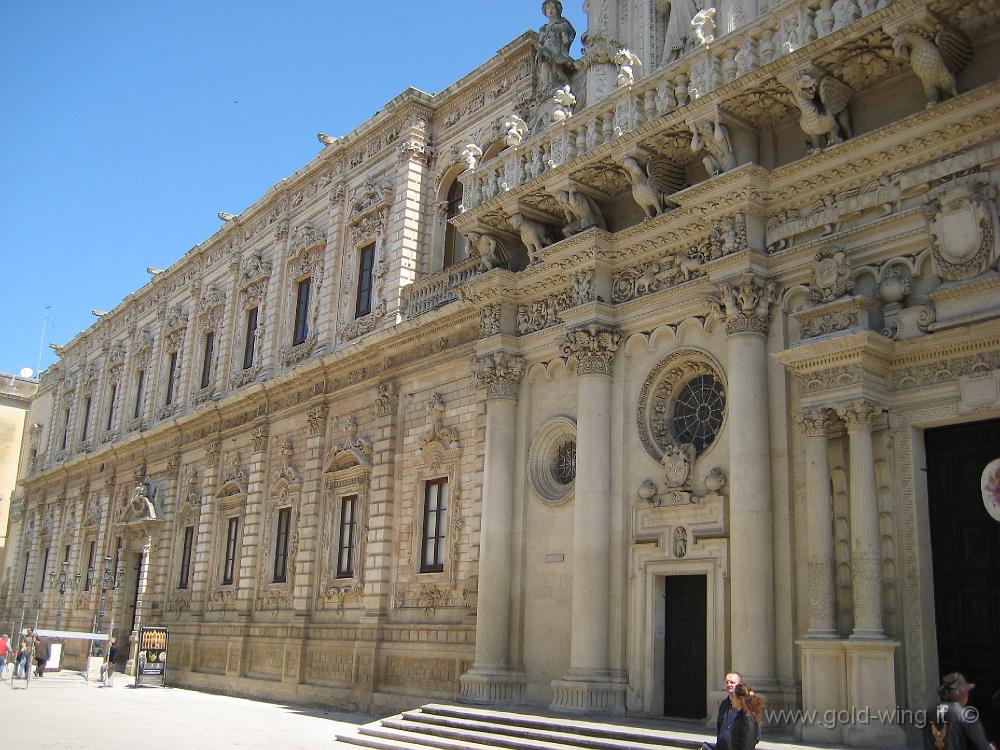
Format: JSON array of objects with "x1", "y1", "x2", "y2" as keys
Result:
[{"x1": 0, "y1": 669, "x2": 374, "y2": 749}]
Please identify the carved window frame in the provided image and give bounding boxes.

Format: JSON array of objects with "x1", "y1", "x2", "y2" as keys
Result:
[
  {"x1": 636, "y1": 348, "x2": 728, "y2": 462},
  {"x1": 193, "y1": 289, "x2": 225, "y2": 405},
  {"x1": 126, "y1": 331, "x2": 153, "y2": 433},
  {"x1": 208, "y1": 480, "x2": 246, "y2": 604},
  {"x1": 231, "y1": 254, "x2": 271, "y2": 390},
  {"x1": 169, "y1": 479, "x2": 201, "y2": 596},
  {"x1": 157, "y1": 320, "x2": 187, "y2": 420},
  {"x1": 340, "y1": 181, "x2": 391, "y2": 341},
  {"x1": 399, "y1": 439, "x2": 464, "y2": 605},
  {"x1": 255, "y1": 474, "x2": 300, "y2": 611},
  {"x1": 75, "y1": 364, "x2": 100, "y2": 451},
  {"x1": 280, "y1": 228, "x2": 326, "y2": 367},
  {"x1": 102, "y1": 362, "x2": 123, "y2": 443},
  {"x1": 432, "y1": 163, "x2": 467, "y2": 273},
  {"x1": 318, "y1": 457, "x2": 371, "y2": 614}
]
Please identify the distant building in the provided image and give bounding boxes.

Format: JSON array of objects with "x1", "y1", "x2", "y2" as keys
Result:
[
  {"x1": 0, "y1": 373, "x2": 37, "y2": 575},
  {"x1": 3, "y1": 0, "x2": 1000, "y2": 745}
]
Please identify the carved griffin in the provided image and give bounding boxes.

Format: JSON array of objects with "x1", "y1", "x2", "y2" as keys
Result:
[
  {"x1": 622, "y1": 156, "x2": 680, "y2": 219},
  {"x1": 786, "y1": 69, "x2": 853, "y2": 152},
  {"x1": 890, "y1": 21, "x2": 973, "y2": 106},
  {"x1": 509, "y1": 213, "x2": 552, "y2": 263}
]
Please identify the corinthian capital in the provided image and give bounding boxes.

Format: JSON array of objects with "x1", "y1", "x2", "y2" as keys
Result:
[
  {"x1": 708, "y1": 272, "x2": 780, "y2": 336},
  {"x1": 472, "y1": 352, "x2": 526, "y2": 401},
  {"x1": 562, "y1": 323, "x2": 623, "y2": 377},
  {"x1": 798, "y1": 409, "x2": 834, "y2": 438},
  {"x1": 839, "y1": 399, "x2": 883, "y2": 431}
]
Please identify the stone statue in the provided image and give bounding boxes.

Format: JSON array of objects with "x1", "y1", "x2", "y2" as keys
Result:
[
  {"x1": 551, "y1": 85, "x2": 577, "y2": 122},
  {"x1": 658, "y1": 0, "x2": 700, "y2": 65},
  {"x1": 504, "y1": 115, "x2": 529, "y2": 148},
  {"x1": 461, "y1": 143, "x2": 483, "y2": 171},
  {"x1": 467, "y1": 231, "x2": 511, "y2": 272},
  {"x1": 691, "y1": 7, "x2": 717, "y2": 45},
  {"x1": 622, "y1": 156, "x2": 678, "y2": 219},
  {"x1": 785, "y1": 69, "x2": 853, "y2": 151},
  {"x1": 890, "y1": 23, "x2": 972, "y2": 106},
  {"x1": 615, "y1": 49, "x2": 642, "y2": 88},
  {"x1": 551, "y1": 188, "x2": 607, "y2": 236},
  {"x1": 535, "y1": 0, "x2": 576, "y2": 96},
  {"x1": 690, "y1": 116, "x2": 736, "y2": 175},
  {"x1": 510, "y1": 212, "x2": 552, "y2": 263}
]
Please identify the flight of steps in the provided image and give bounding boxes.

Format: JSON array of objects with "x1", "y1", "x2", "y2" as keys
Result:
[{"x1": 335, "y1": 703, "x2": 714, "y2": 750}]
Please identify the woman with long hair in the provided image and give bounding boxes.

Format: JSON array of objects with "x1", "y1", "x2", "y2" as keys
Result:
[{"x1": 730, "y1": 682, "x2": 767, "y2": 750}]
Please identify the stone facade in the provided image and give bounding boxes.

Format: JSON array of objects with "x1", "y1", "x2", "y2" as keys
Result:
[
  {"x1": 0, "y1": 374, "x2": 37, "y2": 573},
  {"x1": 4, "y1": 0, "x2": 1000, "y2": 743}
]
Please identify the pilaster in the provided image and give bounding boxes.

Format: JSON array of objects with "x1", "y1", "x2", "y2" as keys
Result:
[
  {"x1": 190, "y1": 442, "x2": 219, "y2": 617},
  {"x1": 293, "y1": 404, "x2": 327, "y2": 616},
  {"x1": 798, "y1": 410, "x2": 837, "y2": 638},
  {"x1": 237, "y1": 425, "x2": 268, "y2": 616},
  {"x1": 363, "y1": 383, "x2": 399, "y2": 618}
]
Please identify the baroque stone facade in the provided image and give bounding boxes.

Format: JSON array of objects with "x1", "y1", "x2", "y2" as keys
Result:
[{"x1": 4, "y1": 0, "x2": 1000, "y2": 743}]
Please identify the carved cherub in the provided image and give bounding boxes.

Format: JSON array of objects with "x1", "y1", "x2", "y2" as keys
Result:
[
  {"x1": 551, "y1": 85, "x2": 576, "y2": 122},
  {"x1": 615, "y1": 49, "x2": 642, "y2": 88},
  {"x1": 787, "y1": 69, "x2": 853, "y2": 151},
  {"x1": 461, "y1": 143, "x2": 483, "y2": 171},
  {"x1": 691, "y1": 7, "x2": 717, "y2": 46},
  {"x1": 504, "y1": 114, "x2": 529, "y2": 148},
  {"x1": 509, "y1": 212, "x2": 552, "y2": 263},
  {"x1": 890, "y1": 22, "x2": 973, "y2": 106}
]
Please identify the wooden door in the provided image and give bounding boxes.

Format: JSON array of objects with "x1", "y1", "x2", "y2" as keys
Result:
[{"x1": 664, "y1": 574, "x2": 708, "y2": 719}]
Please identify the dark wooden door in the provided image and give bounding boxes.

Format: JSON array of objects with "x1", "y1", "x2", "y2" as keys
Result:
[
  {"x1": 664, "y1": 574, "x2": 708, "y2": 719},
  {"x1": 926, "y1": 418, "x2": 1000, "y2": 741}
]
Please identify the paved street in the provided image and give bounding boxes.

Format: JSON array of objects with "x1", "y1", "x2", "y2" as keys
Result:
[{"x1": 0, "y1": 670, "x2": 374, "y2": 749}]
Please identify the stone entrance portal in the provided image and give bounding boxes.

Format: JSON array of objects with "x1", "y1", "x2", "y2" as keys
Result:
[
  {"x1": 663, "y1": 574, "x2": 708, "y2": 719},
  {"x1": 925, "y1": 418, "x2": 1000, "y2": 740}
]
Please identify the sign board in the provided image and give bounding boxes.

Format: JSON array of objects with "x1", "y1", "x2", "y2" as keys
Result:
[{"x1": 135, "y1": 626, "x2": 168, "y2": 687}]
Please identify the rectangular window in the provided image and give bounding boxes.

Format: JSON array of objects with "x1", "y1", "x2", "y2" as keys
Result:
[
  {"x1": 337, "y1": 495, "x2": 357, "y2": 578},
  {"x1": 420, "y1": 479, "x2": 448, "y2": 573},
  {"x1": 243, "y1": 307, "x2": 258, "y2": 370},
  {"x1": 106, "y1": 382, "x2": 117, "y2": 431},
  {"x1": 60, "y1": 408, "x2": 70, "y2": 450},
  {"x1": 272, "y1": 508, "x2": 292, "y2": 583},
  {"x1": 133, "y1": 369, "x2": 146, "y2": 419},
  {"x1": 222, "y1": 517, "x2": 239, "y2": 585},
  {"x1": 178, "y1": 526, "x2": 194, "y2": 589},
  {"x1": 20, "y1": 552, "x2": 30, "y2": 593},
  {"x1": 200, "y1": 332, "x2": 215, "y2": 389},
  {"x1": 292, "y1": 277, "x2": 311, "y2": 346},
  {"x1": 64, "y1": 544, "x2": 71, "y2": 564},
  {"x1": 113, "y1": 537, "x2": 123, "y2": 582},
  {"x1": 355, "y1": 243, "x2": 375, "y2": 318},
  {"x1": 165, "y1": 351, "x2": 178, "y2": 405},
  {"x1": 40, "y1": 547, "x2": 50, "y2": 591},
  {"x1": 81, "y1": 396, "x2": 92, "y2": 440},
  {"x1": 84, "y1": 541, "x2": 96, "y2": 590}
]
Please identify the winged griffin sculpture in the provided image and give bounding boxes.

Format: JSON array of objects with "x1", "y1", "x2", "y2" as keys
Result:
[
  {"x1": 888, "y1": 15, "x2": 973, "y2": 106},
  {"x1": 622, "y1": 156, "x2": 682, "y2": 219},
  {"x1": 785, "y1": 69, "x2": 853, "y2": 152}
]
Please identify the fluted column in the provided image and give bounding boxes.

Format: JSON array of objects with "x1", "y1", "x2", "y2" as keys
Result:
[
  {"x1": 840, "y1": 400, "x2": 885, "y2": 639},
  {"x1": 460, "y1": 351, "x2": 525, "y2": 704},
  {"x1": 710, "y1": 273, "x2": 779, "y2": 684},
  {"x1": 551, "y1": 323, "x2": 625, "y2": 714},
  {"x1": 798, "y1": 410, "x2": 838, "y2": 638}
]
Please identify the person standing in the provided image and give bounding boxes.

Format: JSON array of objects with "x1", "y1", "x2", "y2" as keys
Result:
[
  {"x1": 14, "y1": 638, "x2": 30, "y2": 679},
  {"x1": 930, "y1": 672, "x2": 996, "y2": 750},
  {"x1": 730, "y1": 682, "x2": 767, "y2": 750},
  {"x1": 0, "y1": 632, "x2": 9, "y2": 677},
  {"x1": 100, "y1": 637, "x2": 118, "y2": 687},
  {"x1": 33, "y1": 633, "x2": 50, "y2": 677},
  {"x1": 702, "y1": 672, "x2": 744, "y2": 750}
]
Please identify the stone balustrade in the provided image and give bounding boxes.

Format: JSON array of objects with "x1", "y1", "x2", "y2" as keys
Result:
[{"x1": 401, "y1": 256, "x2": 483, "y2": 319}]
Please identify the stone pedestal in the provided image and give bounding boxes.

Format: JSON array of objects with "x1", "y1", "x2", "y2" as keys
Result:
[{"x1": 798, "y1": 640, "x2": 849, "y2": 743}]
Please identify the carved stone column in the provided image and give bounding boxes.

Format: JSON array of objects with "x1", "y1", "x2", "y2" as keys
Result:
[
  {"x1": 710, "y1": 273, "x2": 779, "y2": 685},
  {"x1": 190, "y1": 442, "x2": 219, "y2": 617},
  {"x1": 839, "y1": 400, "x2": 885, "y2": 639},
  {"x1": 460, "y1": 352, "x2": 526, "y2": 705},
  {"x1": 237, "y1": 423, "x2": 269, "y2": 617},
  {"x1": 550, "y1": 323, "x2": 626, "y2": 714},
  {"x1": 293, "y1": 404, "x2": 328, "y2": 616},
  {"x1": 799, "y1": 410, "x2": 838, "y2": 638}
]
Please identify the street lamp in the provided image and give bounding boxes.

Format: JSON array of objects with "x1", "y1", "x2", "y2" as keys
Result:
[
  {"x1": 89, "y1": 555, "x2": 123, "y2": 656},
  {"x1": 48, "y1": 560, "x2": 81, "y2": 631}
]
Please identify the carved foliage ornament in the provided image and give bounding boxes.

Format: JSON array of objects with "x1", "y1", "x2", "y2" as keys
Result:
[
  {"x1": 925, "y1": 178, "x2": 998, "y2": 281},
  {"x1": 562, "y1": 324, "x2": 622, "y2": 377},
  {"x1": 472, "y1": 352, "x2": 525, "y2": 401},
  {"x1": 708, "y1": 272, "x2": 780, "y2": 336}
]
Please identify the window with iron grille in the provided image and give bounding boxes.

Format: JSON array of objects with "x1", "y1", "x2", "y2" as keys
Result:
[
  {"x1": 222, "y1": 517, "x2": 239, "y2": 585},
  {"x1": 273, "y1": 508, "x2": 292, "y2": 583},
  {"x1": 420, "y1": 479, "x2": 448, "y2": 573},
  {"x1": 337, "y1": 495, "x2": 357, "y2": 578}
]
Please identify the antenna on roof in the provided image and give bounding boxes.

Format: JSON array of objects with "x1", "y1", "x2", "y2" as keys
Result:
[{"x1": 36, "y1": 304, "x2": 51, "y2": 374}]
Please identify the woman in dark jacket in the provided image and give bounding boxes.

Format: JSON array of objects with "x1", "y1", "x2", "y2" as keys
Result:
[{"x1": 730, "y1": 682, "x2": 767, "y2": 750}]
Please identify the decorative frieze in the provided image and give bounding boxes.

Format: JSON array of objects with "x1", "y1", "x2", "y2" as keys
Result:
[
  {"x1": 479, "y1": 305, "x2": 501, "y2": 338},
  {"x1": 517, "y1": 291, "x2": 571, "y2": 335}
]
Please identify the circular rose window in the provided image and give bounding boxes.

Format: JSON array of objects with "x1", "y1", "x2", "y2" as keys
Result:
[{"x1": 529, "y1": 417, "x2": 577, "y2": 504}]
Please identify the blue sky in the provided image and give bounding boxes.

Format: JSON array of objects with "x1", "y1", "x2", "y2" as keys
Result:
[{"x1": 0, "y1": 1, "x2": 587, "y2": 377}]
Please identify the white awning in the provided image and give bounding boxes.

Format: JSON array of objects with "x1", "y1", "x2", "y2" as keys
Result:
[{"x1": 21, "y1": 629, "x2": 110, "y2": 641}]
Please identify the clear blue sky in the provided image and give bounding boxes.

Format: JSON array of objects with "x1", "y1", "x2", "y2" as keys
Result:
[{"x1": 0, "y1": 1, "x2": 586, "y2": 378}]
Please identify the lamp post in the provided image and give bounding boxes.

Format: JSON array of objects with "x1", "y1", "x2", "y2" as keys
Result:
[
  {"x1": 89, "y1": 555, "x2": 123, "y2": 656},
  {"x1": 48, "y1": 560, "x2": 81, "y2": 631}
]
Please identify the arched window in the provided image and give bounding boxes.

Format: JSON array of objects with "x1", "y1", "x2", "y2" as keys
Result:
[{"x1": 443, "y1": 179, "x2": 465, "y2": 268}]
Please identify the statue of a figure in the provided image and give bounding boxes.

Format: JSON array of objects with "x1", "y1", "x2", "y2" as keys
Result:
[
  {"x1": 658, "y1": 0, "x2": 701, "y2": 65},
  {"x1": 535, "y1": 0, "x2": 576, "y2": 96}
]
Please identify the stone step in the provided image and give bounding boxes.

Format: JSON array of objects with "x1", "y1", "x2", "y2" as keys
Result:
[
  {"x1": 356, "y1": 723, "x2": 566, "y2": 750},
  {"x1": 393, "y1": 711, "x2": 677, "y2": 750},
  {"x1": 336, "y1": 730, "x2": 473, "y2": 750}
]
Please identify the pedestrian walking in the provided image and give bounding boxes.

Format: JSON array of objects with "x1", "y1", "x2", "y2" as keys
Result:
[
  {"x1": 14, "y1": 638, "x2": 31, "y2": 679},
  {"x1": 0, "y1": 632, "x2": 9, "y2": 678},
  {"x1": 929, "y1": 672, "x2": 996, "y2": 750},
  {"x1": 33, "y1": 634, "x2": 50, "y2": 677},
  {"x1": 100, "y1": 638, "x2": 118, "y2": 687}
]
